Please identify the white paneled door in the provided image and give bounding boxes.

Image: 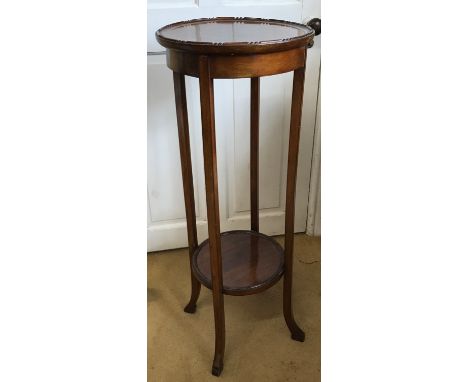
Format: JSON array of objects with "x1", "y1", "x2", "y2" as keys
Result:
[{"x1": 148, "y1": 0, "x2": 321, "y2": 251}]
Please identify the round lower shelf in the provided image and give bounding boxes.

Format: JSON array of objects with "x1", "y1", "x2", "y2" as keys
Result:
[{"x1": 192, "y1": 230, "x2": 284, "y2": 296}]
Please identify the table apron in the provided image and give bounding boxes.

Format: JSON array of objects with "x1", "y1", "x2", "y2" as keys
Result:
[{"x1": 166, "y1": 48, "x2": 307, "y2": 79}]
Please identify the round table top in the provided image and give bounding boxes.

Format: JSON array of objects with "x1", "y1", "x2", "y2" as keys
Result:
[{"x1": 156, "y1": 17, "x2": 314, "y2": 55}]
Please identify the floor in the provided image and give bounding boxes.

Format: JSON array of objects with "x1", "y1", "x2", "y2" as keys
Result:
[{"x1": 147, "y1": 233, "x2": 320, "y2": 381}]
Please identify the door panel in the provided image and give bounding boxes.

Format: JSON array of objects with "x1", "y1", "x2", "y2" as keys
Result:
[
  {"x1": 232, "y1": 75, "x2": 291, "y2": 214},
  {"x1": 147, "y1": 0, "x2": 320, "y2": 251},
  {"x1": 147, "y1": 62, "x2": 188, "y2": 223}
]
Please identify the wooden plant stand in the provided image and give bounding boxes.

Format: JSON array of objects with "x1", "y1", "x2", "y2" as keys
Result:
[{"x1": 156, "y1": 17, "x2": 319, "y2": 377}]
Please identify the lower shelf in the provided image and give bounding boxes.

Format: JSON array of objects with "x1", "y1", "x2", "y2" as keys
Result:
[{"x1": 192, "y1": 230, "x2": 284, "y2": 296}]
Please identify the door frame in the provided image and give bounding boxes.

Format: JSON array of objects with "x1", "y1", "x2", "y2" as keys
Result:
[{"x1": 306, "y1": 75, "x2": 321, "y2": 236}]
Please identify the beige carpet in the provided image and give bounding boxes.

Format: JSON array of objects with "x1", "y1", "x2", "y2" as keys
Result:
[{"x1": 148, "y1": 233, "x2": 320, "y2": 381}]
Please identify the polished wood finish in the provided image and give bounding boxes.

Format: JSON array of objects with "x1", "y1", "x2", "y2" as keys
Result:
[
  {"x1": 198, "y1": 55, "x2": 225, "y2": 377},
  {"x1": 173, "y1": 73, "x2": 201, "y2": 314},
  {"x1": 283, "y1": 66, "x2": 307, "y2": 342},
  {"x1": 192, "y1": 231, "x2": 284, "y2": 296},
  {"x1": 158, "y1": 17, "x2": 314, "y2": 377},
  {"x1": 157, "y1": 17, "x2": 313, "y2": 55},
  {"x1": 250, "y1": 77, "x2": 260, "y2": 232},
  {"x1": 166, "y1": 47, "x2": 306, "y2": 79}
]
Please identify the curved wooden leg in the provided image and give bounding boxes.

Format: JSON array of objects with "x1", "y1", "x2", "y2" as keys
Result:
[
  {"x1": 184, "y1": 275, "x2": 201, "y2": 314},
  {"x1": 199, "y1": 56, "x2": 225, "y2": 376},
  {"x1": 173, "y1": 72, "x2": 202, "y2": 314},
  {"x1": 283, "y1": 66, "x2": 306, "y2": 342}
]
